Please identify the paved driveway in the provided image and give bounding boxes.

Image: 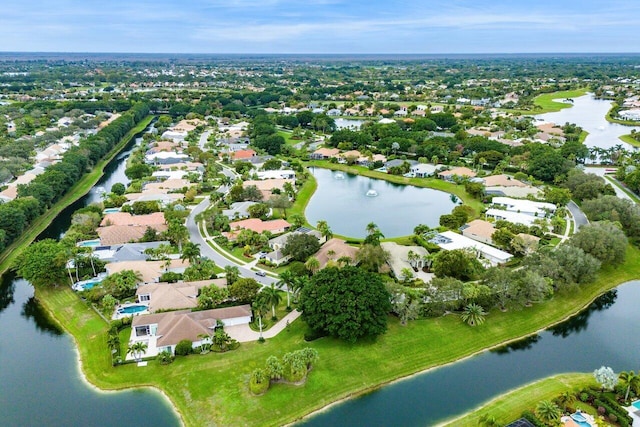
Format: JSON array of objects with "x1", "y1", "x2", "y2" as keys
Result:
[{"x1": 567, "y1": 200, "x2": 589, "y2": 231}]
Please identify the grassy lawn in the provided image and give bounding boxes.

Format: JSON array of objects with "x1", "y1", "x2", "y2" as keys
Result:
[
  {"x1": 276, "y1": 130, "x2": 301, "y2": 147},
  {"x1": 604, "y1": 175, "x2": 640, "y2": 204},
  {"x1": 249, "y1": 293, "x2": 294, "y2": 332},
  {"x1": 0, "y1": 115, "x2": 154, "y2": 276},
  {"x1": 34, "y1": 242, "x2": 640, "y2": 427},
  {"x1": 439, "y1": 373, "x2": 595, "y2": 426},
  {"x1": 619, "y1": 133, "x2": 640, "y2": 147},
  {"x1": 579, "y1": 130, "x2": 589, "y2": 143},
  {"x1": 287, "y1": 171, "x2": 318, "y2": 224},
  {"x1": 532, "y1": 89, "x2": 589, "y2": 113},
  {"x1": 305, "y1": 160, "x2": 484, "y2": 215}
]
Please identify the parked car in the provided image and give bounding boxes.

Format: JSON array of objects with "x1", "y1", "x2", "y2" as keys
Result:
[{"x1": 255, "y1": 271, "x2": 266, "y2": 277}]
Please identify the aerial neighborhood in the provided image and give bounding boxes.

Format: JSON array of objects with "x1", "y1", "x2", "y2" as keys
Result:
[{"x1": 2, "y1": 53, "x2": 640, "y2": 427}]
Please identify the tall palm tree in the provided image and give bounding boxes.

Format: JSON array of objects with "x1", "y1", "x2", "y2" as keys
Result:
[
  {"x1": 316, "y1": 220, "x2": 333, "y2": 241},
  {"x1": 460, "y1": 303, "x2": 487, "y2": 326},
  {"x1": 535, "y1": 400, "x2": 561, "y2": 425},
  {"x1": 619, "y1": 370, "x2": 640, "y2": 402},
  {"x1": 555, "y1": 390, "x2": 576, "y2": 410},
  {"x1": 252, "y1": 293, "x2": 269, "y2": 340},
  {"x1": 289, "y1": 275, "x2": 309, "y2": 303},
  {"x1": 277, "y1": 270, "x2": 294, "y2": 309},
  {"x1": 261, "y1": 284, "x2": 282, "y2": 319}
]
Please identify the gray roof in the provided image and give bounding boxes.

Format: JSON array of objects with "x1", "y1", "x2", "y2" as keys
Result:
[
  {"x1": 385, "y1": 159, "x2": 418, "y2": 168},
  {"x1": 111, "y1": 241, "x2": 170, "y2": 263}
]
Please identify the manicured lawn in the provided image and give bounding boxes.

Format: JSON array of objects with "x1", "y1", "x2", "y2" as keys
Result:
[
  {"x1": 249, "y1": 292, "x2": 294, "y2": 332},
  {"x1": 532, "y1": 89, "x2": 588, "y2": 113},
  {"x1": 619, "y1": 133, "x2": 640, "y2": 147},
  {"x1": 35, "y1": 243, "x2": 640, "y2": 427},
  {"x1": 277, "y1": 130, "x2": 301, "y2": 147},
  {"x1": 286, "y1": 172, "x2": 318, "y2": 224},
  {"x1": 439, "y1": 373, "x2": 595, "y2": 426}
]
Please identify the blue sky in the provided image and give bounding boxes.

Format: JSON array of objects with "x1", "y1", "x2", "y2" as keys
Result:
[{"x1": 3, "y1": 0, "x2": 640, "y2": 53}]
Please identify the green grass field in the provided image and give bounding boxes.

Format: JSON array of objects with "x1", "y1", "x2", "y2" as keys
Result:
[
  {"x1": 35, "y1": 242, "x2": 640, "y2": 427},
  {"x1": 619, "y1": 133, "x2": 640, "y2": 147},
  {"x1": 438, "y1": 373, "x2": 595, "y2": 426},
  {"x1": 532, "y1": 89, "x2": 589, "y2": 112}
]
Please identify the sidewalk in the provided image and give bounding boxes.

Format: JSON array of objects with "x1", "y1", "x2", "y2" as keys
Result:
[{"x1": 225, "y1": 309, "x2": 302, "y2": 342}]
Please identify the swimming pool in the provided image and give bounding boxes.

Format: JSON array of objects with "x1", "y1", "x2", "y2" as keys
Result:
[
  {"x1": 633, "y1": 399, "x2": 640, "y2": 410},
  {"x1": 102, "y1": 208, "x2": 120, "y2": 214},
  {"x1": 570, "y1": 412, "x2": 592, "y2": 427},
  {"x1": 117, "y1": 304, "x2": 149, "y2": 315},
  {"x1": 72, "y1": 274, "x2": 107, "y2": 291},
  {"x1": 77, "y1": 239, "x2": 101, "y2": 248}
]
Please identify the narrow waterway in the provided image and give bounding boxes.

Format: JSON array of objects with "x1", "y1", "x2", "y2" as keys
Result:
[
  {"x1": 0, "y1": 123, "x2": 180, "y2": 427},
  {"x1": 302, "y1": 282, "x2": 640, "y2": 426}
]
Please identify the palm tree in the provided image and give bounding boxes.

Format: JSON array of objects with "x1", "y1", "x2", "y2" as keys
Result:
[
  {"x1": 224, "y1": 265, "x2": 240, "y2": 286},
  {"x1": 261, "y1": 284, "x2": 282, "y2": 319},
  {"x1": 289, "y1": 275, "x2": 309, "y2": 303},
  {"x1": 460, "y1": 303, "x2": 487, "y2": 326},
  {"x1": 555, "y1": 390, "x2": 576, "y2": 410},
  {"x1": 535, "y1": 400, "x2": 561, "y2": 425},
  {"x1": 619, "y1": 370, "x2": 640, "y2": 402},
  {"x1": 337, "y1": 255, "x2": 352, "y2": 267},
  {"x1": 252, "y1": 293, "x2": 269, "y2": 340},
  {"x1": 181, "y1": 242, "x2": 201, "y2": 265},
  {"x1": 316, "y1": 220, "x2": 333, "y2": 241},
  {"x1": 107, "y1": 334, "x2": 120, "y2": 352},
  {"x1": 305, "y1": 256, "x2": 320, "y2": 275},
  {"x1": 277, "y1": 270, "x2": 294, "y2": 309},
  {"x1": 127, "y1": 341, "x2": 148, "y2": 361}
]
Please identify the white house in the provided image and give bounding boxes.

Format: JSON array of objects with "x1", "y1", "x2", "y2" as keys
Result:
[
  {"x1": 128, "y1": 305, "x2": 252, "y2": 357},
  {"x1": 256, "y1": 170, "x2": 296, "y2": 180},
  {"x1": 430, "y1": 231, "x2": 512, "y2": 266},
  {"x1": 409, "y1": 163, "x2": 442, "y2": 178},
  {"x1": 491, "y1": 197, "x2": 556, "y2": 217},
  {"x1": 485, "y1": 208, "x2": 538, "y2": 227}
]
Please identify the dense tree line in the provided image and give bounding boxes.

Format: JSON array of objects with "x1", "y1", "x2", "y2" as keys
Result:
[{"x1": 0, "y1": 103, "x2": 149, "y2": 252}]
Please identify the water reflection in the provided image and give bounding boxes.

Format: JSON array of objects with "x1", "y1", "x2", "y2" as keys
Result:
[
  {"x1": 21, "y1": 296, "x2": 63, "y2": 336},
  {"x1": 492, "y1": 334, "x2": 541, "y2": 354},
  {"x1": 0, "y1": 272, "x2": 15, "y2": 312},
  {"x1": 549, "y1": 290, "x2": 617, "y2": 338}
]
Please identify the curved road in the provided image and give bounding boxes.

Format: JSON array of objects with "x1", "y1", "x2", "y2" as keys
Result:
[
  {"x1": 567, "y1": 200, "x2": 589, "y2": 231},
  {"x1": 186, "y1": 197, "x2": 277, "y2": 286}
]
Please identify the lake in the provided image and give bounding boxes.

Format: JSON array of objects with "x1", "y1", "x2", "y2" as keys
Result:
[
  {"x1": 535, "y1": 94, "x2": 640, "y2": 150},
  {"x1": 305, "y1": 167, "x2": 456, "y2": 238},
  {"x1": 302, "y1": 281, "x2": 640, "y2": 426}
]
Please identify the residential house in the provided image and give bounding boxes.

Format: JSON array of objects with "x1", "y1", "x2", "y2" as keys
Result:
[
  {"x1": 481, "y1": 174, "x2": 527, "y2": 188},
  {"x1": 227, "y1": 218, "x2": 291, "y2": 236},
  {"x1": 230, "y1": 149, "x2": 257, "y2": 160},
  {"x1": 92, "y1": 241, "x2": 171, "y2": 263},
  {"x1": 460, "y1": 220, "x2": 496, "y2": 245},
  {"x1": 491, "y1": 197, "x2": 556, "y2": 217},
  {"x1": 430, "y1": 231, "x2": 512, "y2": 266},
  {"x1": 222, "y1": 201, "x2": 260, "y2": 220},
  {"x1": 380, "y1": 242, "x2": 431, "y2": 281},
  {"x1": 97, "y1": 223, "x2": 169, "y2": 245},
  {"x1": 256, "y1": 170, "x2": 296, "y2": 180},
  {"x1": 100, "y1": 212, "x2": 166, "y2": 228},
  {"x1": 145, "y1": 152, "x2": 189, "y2": 165},
  {"x1": 243, "y1": 178, "x2": 293, "y2": 200},
  {"x1": 485, "y1": 208, "x2": 538, "y2": 227},
  {"x1": 437, "y1": 167, "x2": 477, "y2": 181},
  {"x1": 136, "y1": 279, "x2": 226, "y2": 312},
  {"x1": 105, "y1": 259, "x2": 189, "y2": 284},
  {"x1": 129, "y1": 305, "x2": 252, "y2": 357},
  {"x1": 313, "y1": 238, "x2": 359, "y2": 269},
  {"x1": 143, "y1": 179, "x2": 195, "y2": 194},
  {"x1": 309, "y1": 148, "x2": 340, "y2": 160},
  {"x1": 409, "y1": 163, "x2": 441, "y2": 178}
]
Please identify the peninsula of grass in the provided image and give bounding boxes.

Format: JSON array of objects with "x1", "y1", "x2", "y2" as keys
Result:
[
  {"x1": 606, "y1": 103, "x2": 640, "y2": 126},
  {"x1": 34, "y1": 240, "x2": 640, "y2": 426},
  {"x1": 305, "y1": 160, "x2": 484, "y2": 215},
  {"x1": 619, "y1": 133, "x2": 640, "y2": 147},
  {"x1": 0, "y1": 115, "x2": 154, "y2": 276},
  {"x1": 438, "y1": 373, "x2": 595, "y2": 426},
  {"x1": 532, "y1": 89, "x2": 588, "y2": 113}
]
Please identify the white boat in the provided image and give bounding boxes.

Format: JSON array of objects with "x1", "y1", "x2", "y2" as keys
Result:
[{"x1": 366, "y1": 189, "x2": 378, "y2": 197}]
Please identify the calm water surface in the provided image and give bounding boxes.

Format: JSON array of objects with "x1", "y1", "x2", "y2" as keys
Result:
[
  {"x1": 535, "y1": 94, "x2": 640, "y2": 150},
  {"x1": 302, "y1": 282, "x2": 640, "y2": 426},
  {"x1": 305, "y1": 168, "x2": 456, "y2": 238}
]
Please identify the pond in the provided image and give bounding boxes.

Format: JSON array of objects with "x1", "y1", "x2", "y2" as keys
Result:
[
  {"x1": 535, "y1": 94, "x2": 640, "y2": 150},
  {"x1": 301, "y1": 281, "x2": 640, "y2": 426},
  {"x1": 334, "y1": 118, "x2": 365, "y2": 130},
  {"x1": 305, "y1": 167, "x2": 456, "y2": 238}
]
